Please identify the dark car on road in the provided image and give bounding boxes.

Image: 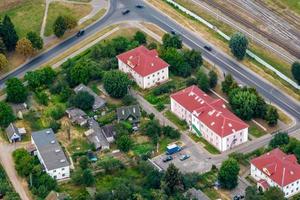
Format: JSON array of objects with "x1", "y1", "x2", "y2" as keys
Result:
[
  {"x1": 163, "y1": 155, "x2": 173, "y2": 162},
  {"x1": 204, "y1": 45, "x2": 212, "y2": 51},
  {"x1": 76, "y1": 29, "x2": 85, "y2": 37},
  {"x1": 136, "y1": 5, "x2": 144, "y2": 9},
  {"x1": 122, "y1": 9, "x2": 130, "y2": 15},
  {"x1": 171, "y1": 30, "x2": 176, "y2": 35}
]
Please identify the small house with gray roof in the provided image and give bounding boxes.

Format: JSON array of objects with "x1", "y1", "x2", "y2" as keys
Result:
[
  {"x1": 116, "y1": 105, "x2": 141, "y2": 124},
  {"x1": 85, "y1": 119, "x2": 110, "y2": 150},
  {"x1": 5, "y1": 123, "x2": 26, "y2": 143},
  {"x1": 31, "y1": 129, "x2": 70, "y2": 180},
  {"x1": 66, "y1": 108, "x2": 88, "y2": 126},
  {"x1": 74, "y1": 84, "x2": 106, "y2": 111}
]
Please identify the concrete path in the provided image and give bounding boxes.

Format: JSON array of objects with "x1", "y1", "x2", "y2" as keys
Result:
[{"x1": 0, "y1": 141, "x2": 31, "y2": 200}]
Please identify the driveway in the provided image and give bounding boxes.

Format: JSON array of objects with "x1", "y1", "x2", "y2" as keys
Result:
[{"x1": 0, "y1": 141, "x2": 31, "y2": 200}]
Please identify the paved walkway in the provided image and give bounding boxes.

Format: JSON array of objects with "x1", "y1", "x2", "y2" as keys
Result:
[{"x1": 0, "y1": 141, "x2": 31, "y2": 200}]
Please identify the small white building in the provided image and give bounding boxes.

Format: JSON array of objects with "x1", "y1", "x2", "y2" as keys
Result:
[
  {"x1": 251, "y1": 148, "x2": 300, "y2": 198},
  {"x1": 170, "y1": 85, "x2": 248, "y2": 152},
  {"x1": 117, "y1": 45, "x2": 169, "y2": 89},
  {"x1": 31, "y1": 129, "x2": 70, "y2": 180}
]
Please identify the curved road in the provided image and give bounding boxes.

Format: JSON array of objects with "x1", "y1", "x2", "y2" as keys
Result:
[{"x1": 1, "y1": 0, "x2": 299, "y2": 152}]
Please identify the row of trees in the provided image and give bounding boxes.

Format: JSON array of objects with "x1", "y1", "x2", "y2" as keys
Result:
[
  {"x1": 0, "y1": 165, "x2": 20, "y2": 200},
  {"x1": 222, "y1": 74, "x2": 278, "y2": 125}
]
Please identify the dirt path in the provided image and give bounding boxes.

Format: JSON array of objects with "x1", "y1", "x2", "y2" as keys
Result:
[{"x1": 0, "y1": 141, "x2": 31, "y2": 200}]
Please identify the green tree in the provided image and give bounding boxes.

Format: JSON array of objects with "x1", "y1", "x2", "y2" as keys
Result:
[
  {"x1": 82, "y1": 169, "x2": 95, "y2": 186},
  {"x1": 147, "y1": 42, "x2": 157, "y2": 50},
  {"x1": 12, "y1": 149, "x2": 35, "y2": 177},
  {"x1": 228, "y1": 88, "x2": 258, "y2": 120},
  {"x1": 262, "y1": 187, "x2": 285, "y2": 200},
  {"x1": 0, "y1": 38, "x2": 6, "y2": 53},
  {"x1": 26, "y1": 31, "x2": 43, "y2": 50},
  {"x1": 16, "y1": 38, "x2": 34, "y2": 57},
  {"x1": 218, "y1": 158, "x2": 240, "y2": 189},
  {"x1": 64, "y1": 15, "x2": 77, "y2": 30},
  {"x1": 103, "y1": 70, "x2": 131, "y2": 98},
  {"x1": 222, "y1": 74, "x2": 237, "y2": 94},
  {"x1": 0, "y1": 101, "x2": 14, "y2": 128},
  {"x1": 70, "y1": 91, "x2": 95, "y2": 110},
  {"x1": 6, "y1": 78, "x2": 28, "y2": 103},
  {"x1": 264, "y1": 105, "x2": 278, "y2": 126},
  {"x1": 35, "y1": 91, "x2": 49, "y2": 106},
  {"x1": 163, "y1": 163, "x2": 184, "y2": 195},
  {"x1": 0, "y1": 53, "x2": 8, "y2": 69},
  {"x1": 143, "y1": 120, "x2": 161, "y2": 144},
  {"x1": 0, "y1": 15, "x2": 19, "y2": 51},
  {"x1": 196, "y1": 70, "x2": 210, "y2": 92},
  {"x1": 162, "y1": 33, "x2": 182, "y2": 49},
  {"x1": 53, "y1": 16, "x2": 67, "y2": 38},
  {"x1": 229, "y1": 32, "x2": 248, "y2": 60},
  {"x1": 208, "y1": 70, "x2": 218, "y2": 88},
  {"x1": 111, "y1": 36, "x2": 130, "y2": 54},
  {"x1": 116, "y1": 135, "x2": 133, "y2": 152},
  {"x1": 186, "y1": 77, "x2": 197, "y2": 87},
  {"x1": 245, "y1": 186, "x2": 261, "y2": 200},
  {"x1": 269, "y1": 132, "x2": 289, "y2": 148},
  {"x1": 3, "y1": 192, "x2": 20, "y2": 200},
  {"x1": 183, "y1": 49, "x2": 203, "y2": 69},
  {"x1": 79, "y1": 156, "x2": 89, "y2": 169},
  {"x1": 122, "y1": 94, "x2": 136, "y2": 106},
  {"x1": 97, "y1": 157, "x2": 124, "y2": 173},
  {"x1": 134, "y1": 31, "x2": 147, "y2": 44},
  {"x1": 162, "y1": 126, "x2": 180, "y2": 139},
  {"x1": 292, "y1": 61, "x2": 300, "y2": 85},
  {"x1": 69, "y1": 61, "x2": 91, "y2": 86},
  {"x1": 25, "y1": 67, "x2": 56, "y2": 90}
]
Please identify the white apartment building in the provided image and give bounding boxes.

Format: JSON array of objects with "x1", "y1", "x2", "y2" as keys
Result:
[
  {"x1": 31, "y1": 129, "x2": 70, "y2": 180},
  {"x1": 117, "y1": 45, "x2": 169, "y2": 89}
]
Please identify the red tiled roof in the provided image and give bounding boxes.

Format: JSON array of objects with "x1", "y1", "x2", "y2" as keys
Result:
[
  {"x1": 258, "y1": 179, "x2": 270, "y2": 189},
  {"x1": 170, "y1": 85, "x2": 248, "y2": 137},
  {"x1": 116, "y1": 45, "x2": 169, "y2": 77},
  {"x1": 251, "y1": 148, "x2": 300, "y2": 187}
]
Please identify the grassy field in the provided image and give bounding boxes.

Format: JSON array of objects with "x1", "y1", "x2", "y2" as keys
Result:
[
  {"x1": 263, "y1": 0, "x2": 300, "y2": 15},
  {"x1": 0, "y1": 0, "x2": 45, "y2": 38},
  {"x1": 44, "y1": 1, "x2": 92, "y2": 36},
  {"x1": 248, "y1": 125, "x2": 266, "y2": 138},
  {"x1": 164, "y1": 110, "x2": 188, "y2": 131},
  {"x1": 189, "y1": 133, "x2": 221, "y2": 154}
]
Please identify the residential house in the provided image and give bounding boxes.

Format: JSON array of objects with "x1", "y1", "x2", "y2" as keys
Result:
[
  {"x1": 251, "y1": 148, "x2": 300, "y2": 198},
  {"x1": 74, "y1": 84, "x2": 106, "y2": 111},
  {"x1": 11, "y1": 103, "x2": 28, "y2": 119},
  {"x1": 5, "y1": 123, "x2": 26, "y2": 143},
  {"x1": 117, "y1": 105, "x2": 141, "y2": 129},
  {"x1": 66, "y1": 108, "x2": 88, "y2": 126},
  {"x1": 31, "y1": 129, "x2": 70, "y2": 180},
  {"x1": 117, "y1": 45, "x2": 169, "y2": 89},
  {"x1": 170, "y1": 85, "x2": 248, "y2": 152},
  {"x1": 101, "y1": 125, "x2": 116, "y2": 143},
  {"x1": 85, "y1": 119, "x2": 110, "y2": 150}
]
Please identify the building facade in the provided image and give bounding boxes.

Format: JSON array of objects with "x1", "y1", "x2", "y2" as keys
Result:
[
  {"x1": 251, "y1": 148, "x2": 300, "y2": 198},
  {"x1": 31, "y1": 129, "x2": 70, "y2": 180},
  {"x1": 170, "y1": 85, "x2": 248, "y2": 152},
  {"x1": 117, "y1": 45, "x2": 169, "y2": 89}
]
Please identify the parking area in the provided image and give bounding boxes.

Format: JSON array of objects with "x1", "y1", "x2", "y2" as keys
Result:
[{"x1": 151, "y1": 138, "x2": 213, "y2": 173}]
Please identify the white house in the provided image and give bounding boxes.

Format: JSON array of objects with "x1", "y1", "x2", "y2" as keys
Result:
[
  {"x1": 116, "y1": 45, "x2": 169, "y2": 89},
  {"x1": 170, "y1": 85, "x2": 248, "y2": 152},
  {"x1": 251, "y1": 148, "x2": 300, "y2": 198},
  {"x1": 31, "y1": 129, "x2": 70, "y2": 180}
]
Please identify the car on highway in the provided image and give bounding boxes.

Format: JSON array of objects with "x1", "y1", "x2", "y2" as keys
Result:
[
  {"x1": 204, "y1": 45, "x2": 212, "y2": 51},
  {"x1": 122, "y1": 9, "x2": 130, "y2": 15},
  {"x1": 171, "y1": 30, "x2": 176, "y2": 35},
  {"x1": 136, "y1": 5, "x2": 144, "y2": 9},
  {"x1": 180, "y1": 154, "x2": 190, "y2": 161},
  {"x1": 163, "y1": 155, "x2": 173, "y2": 162},
  {"x1": 76, "y1": 29, "x2": 85, "y2": 37}
]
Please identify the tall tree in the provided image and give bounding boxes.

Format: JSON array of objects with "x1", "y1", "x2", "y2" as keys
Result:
[
  {"x1": 103, "y1": 70, "x2": 131, "y2": 98},
  {"x1": 196, "y1": 70, "x2": 210, "y2": 92},
  {"x1": 6, "y1": 78, "x2": 28, "y2": 103},
  {"x1": 269, "y1": 132, "x2": 289, "y2": 148},
  {"x1": 264, "y1": 105, "x2": 278, "y2": 126},
  {"x1": 0, "y1": 101, "x2": 15, "y2": 128},
  {"x1": 0, "y1": 53, "x2": 8, "y2": 69},
  {"x1": 69, "y1": 61, "x2": 91, "y2": 86},
  {"x1": 221, "y1": 74, "x2": 237, "y2": 94},
  {"x1": 133, "y1": 31, "x2": 147, "y2": 45},
  {"x1": 26, "y1": 32, "x2": 43, "y2": 50},
  {"x1": 183, "y1": 49, "x2": 203, "y2": 69},
  {"x1": 64, "y1": 15, "x2": 77, "y2": 30},
  {"x1": 163, "y1": 163, "x2": 184, "y2": 195},
  {"x1": 82, "y1": 169, "x2": 94, "y2": 186},
  {"x1": 218, "y1": 158, "x2": 240, "y2": 189},
  {"x1": 69, "y1": 91, "x2": 95, "y2": 111},
  {"x1": 208, "y1": 70, "x2": 218, "y2": 88},
  {"x1": 229, "y1": 32, "x2": 248, "y2": 60},
  {"x1": 0, "y1": 15, "x2": 19, "y2": 51},
  {"x1": 116, "y1": 135, "x2": 133, "y2": 152},
  {"x1": 162, "y1": 33, "x2": 182, "y2": 49},
  {"x1": 0, "y1": 38, "x2": 6, "y2": 53},
  {"x1": 16, "y1": 38, "x2": 34, "y2": 57},
  {"x1": 262, "y1": 187, "x2": 285, "y2": 200},
  {"x1": 53, "y1": 16, "x2": 67, "y2": 38},
  {"x1": 292, "y1": 61, "x2": 300, "y2": 85},
  {"x1": 245, "y1": 186, "x2": 261, "y2": 200}
]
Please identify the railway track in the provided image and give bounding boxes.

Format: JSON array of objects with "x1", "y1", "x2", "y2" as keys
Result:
[{"x1": 199, "y1": 0, "x2": 300, "y2": 59}]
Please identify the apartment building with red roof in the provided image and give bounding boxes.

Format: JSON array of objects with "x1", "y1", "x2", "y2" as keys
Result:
[
  {"x1": 116, "y1": 45, "x2": 169, "y2": 89},
  {"x1": 170, "y1": 85, "x2": 248, "y2": 152},
  {"x1": 251, "y1": 148, "x2": 300, "y2": 198}
]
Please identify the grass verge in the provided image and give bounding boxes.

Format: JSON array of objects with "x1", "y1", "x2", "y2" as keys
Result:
[
  {"x1": 189, "y1": 133, "x2": 220, "y2": 154},
  {"x1": 164, "y1": 110, "x2": 188, "y2": 130}
]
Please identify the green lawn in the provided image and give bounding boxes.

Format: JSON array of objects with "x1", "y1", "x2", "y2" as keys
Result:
[
  {"x1": 189, "y1": 133, "x2": 220, "y2": 154},
  {"x1": 273, "y1": 0, "x2": 300, "y2": 15},
  {"x1": 249, "y1": 125, "x2": 266, "y2": 138},
  {"x1": 44, "y1": 2, "x2": 92, "y2": 36},
  {"x1": 132, "y1": 143, "x2": 154, "y2": 156},
  {"x1": 0, "y1": 0, "x2": 45, "y2": 38},
  {"x1": 164, "y1": 110, "x2": 188, "y2": 130}
]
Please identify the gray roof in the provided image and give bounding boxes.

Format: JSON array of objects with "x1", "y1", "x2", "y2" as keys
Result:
[
  {"x1": 31, "y1": 129, "x2": 70, "y2": 170},
  {"x1": 86, "y1": 119, "x2": 109, "y2": 149},
  {"x1": 101, "y1": 125, "x2": 116, "y2": 139},
  {"x1": 11, "y1": 103, "x2": 28, "y2": 114},
  {"x1": 117, "y1": 105, "x2": 141, "y2": 122},
  {"x1": 5, "y1": 123, "x2": 20, "y2": 140},
  {"x1": 66, "y1": 108, "x2": 87, "y2": 125},
  {"x1": 74, "y1": 84, "x2": 106, "y2": 110}
]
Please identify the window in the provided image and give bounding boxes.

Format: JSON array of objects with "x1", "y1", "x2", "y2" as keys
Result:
[
  {"x1": 54, "y1": 175, "x2": 57, "y2": 179},
  {"x1": 148, "y1": 77, "x2": 150, "y2": 79},
  {"x1": 54, "y1": 170, "x2": 56, "y2": 173},
  {"x1": 227, "y1": 138, "x2": 229, "y2": 141},
  {"x1": 153, "y1": 74, "x2": 155, "y2": 77},
  {"x1": 62, "y1": 174, "x2": 65, "y2": 177},
  {"x1": 62, "y1": 168, "x2": 65, "y2": 171}
]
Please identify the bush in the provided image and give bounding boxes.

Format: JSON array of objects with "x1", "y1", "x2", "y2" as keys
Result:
[
  {"x1": 116, "y1": 135, "x2": 133, "y2": 152},
  {"x1": 162, "y1": 126, "x2": 180, "y2": 139},
  {"x1": 122, "y1": 94, "x2": 136, "y2": 106},
  {"x1": 49, "y1": 105, "x2": 65, "y2": 120},
  {"x1": 156, "y1": 102, "x2": 165, "y2": 111},
  {"x1": 69, "y1": 91, "x2": 95, "y2": 111},
  {"x1": 35, "y1": 91, "x2": 49, "y2": 106},
  {"x1": 103, "y1": 70, "x2": 131, "y2": 98},
  {"x1": 185, "y1": 77, "x2": 197, "y2": 87},
  {"x1": 97, "y1": 157, "x2": 124, "y2": 173},
  {"x1": 152, "y1": 82, "x2": 176, "y2": 96},
  {"x1": 269, "y1": 132, "x2": 289, "y2": 148}
]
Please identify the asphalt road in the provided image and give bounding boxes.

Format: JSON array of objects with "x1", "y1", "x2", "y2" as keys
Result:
[{"x1": 0, "y1": 0, "x2": 300, "y2": 149}]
